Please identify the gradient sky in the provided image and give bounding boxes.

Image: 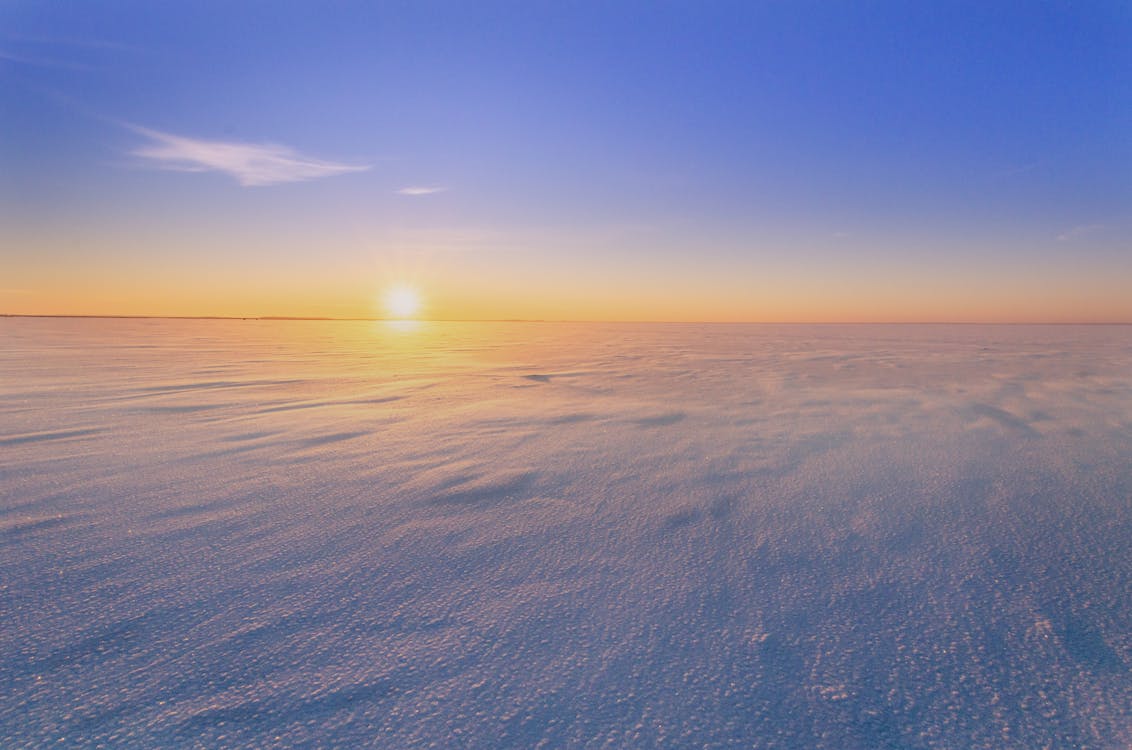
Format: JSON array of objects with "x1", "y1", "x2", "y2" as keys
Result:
[{"x1": 2, "y1": 1, "x2": 1129, "y2": 321}]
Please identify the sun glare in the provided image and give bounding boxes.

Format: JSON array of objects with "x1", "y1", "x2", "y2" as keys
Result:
[{"x1": 384, "y1": 285, "x2": 422, "y2": 320}]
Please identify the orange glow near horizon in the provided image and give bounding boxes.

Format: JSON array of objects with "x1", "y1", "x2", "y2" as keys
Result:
[
  {"x1": 6, "y1": 229, "x2": 1128, "y2": 325},
  {"x1": 3, "y1": 288, "x2": 1131, "y2": 324},
  {"x1": 3, "y1": 254, "x2": 1132, "y2": 324}
]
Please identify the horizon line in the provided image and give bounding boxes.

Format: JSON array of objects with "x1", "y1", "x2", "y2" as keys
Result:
[{"x1": 4, "y1": 313, "x2": 1131, "y2": 326}]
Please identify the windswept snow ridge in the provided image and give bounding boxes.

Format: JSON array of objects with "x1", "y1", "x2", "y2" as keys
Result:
[{"x1": 2, "y1": 319, "x2": 1131, "y2": 748}]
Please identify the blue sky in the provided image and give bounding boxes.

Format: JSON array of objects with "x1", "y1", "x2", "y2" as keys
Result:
[{"x1": 2, "y1": 1, "x2": 1129, "y2": 320}]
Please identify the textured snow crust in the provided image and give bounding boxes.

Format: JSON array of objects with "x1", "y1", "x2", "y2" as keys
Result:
[{"x1": 2, "y1": 319, "x2": 1131, "y2": 748}]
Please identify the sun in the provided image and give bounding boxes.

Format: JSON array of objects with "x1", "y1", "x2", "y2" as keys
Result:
[{"x1": 383, "y1": 284, "x2": 422, "y2": 320}]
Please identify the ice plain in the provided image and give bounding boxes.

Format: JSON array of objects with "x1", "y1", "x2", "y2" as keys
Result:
[{"x1": 1, "y1": 318, "x2": 1131, "y2": 748}]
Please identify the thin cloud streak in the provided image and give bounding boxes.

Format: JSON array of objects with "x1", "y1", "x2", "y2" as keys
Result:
[
  {"x1": 1056, "y1": 224, "x2": 1104, "y2": 242},
  {"x1": 0, "y1": 49, "x2": 96, "y2": 71},
  {"x1": 4, "y1": 34, "x2": 142, "y2": 53},
  {"x1": 128, "y1": 126, "x2": 369, "y2": 186},
  {"x1": 396, "y1": 186, "x2": 447, "y2": 196}
]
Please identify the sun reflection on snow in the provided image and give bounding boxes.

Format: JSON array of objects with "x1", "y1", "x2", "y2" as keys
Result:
[{"x1": 382, "y1": 319, "x2": 425, "y2": 334}]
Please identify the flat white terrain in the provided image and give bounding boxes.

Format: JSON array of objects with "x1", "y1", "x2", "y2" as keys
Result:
[{"x1": 2, "y1": 319, "x2": 1130, "y2": 748}]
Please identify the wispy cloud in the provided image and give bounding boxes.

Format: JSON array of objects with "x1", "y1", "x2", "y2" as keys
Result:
[
  {"x1": 0, "y1": 49, "x2": 96, "y2": 71},
  {"x1": 1057, "y1": 224, "x2": 1104, "y2": 242},
  {"x1": 128, "y1": 126, "x2": 369, "y2": 187},
  {"x1": 396, "y1": 186, "x2": 447, "y2": 196},
  {"x1": 0, "y1": 34, "x2": 139, "y2": 72},
  {"x1": 4, "y1": 33, "x2": 141, "y2": 53}
]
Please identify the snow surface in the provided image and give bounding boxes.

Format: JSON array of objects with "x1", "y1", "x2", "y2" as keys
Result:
[{"x1": 2, "y1": 318, "x2": 1131, "y2": 749}]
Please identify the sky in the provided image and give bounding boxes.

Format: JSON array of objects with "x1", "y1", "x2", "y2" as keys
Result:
[{"x1": 1, "y1": 1, "x2": 1129, "y2": 322}]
